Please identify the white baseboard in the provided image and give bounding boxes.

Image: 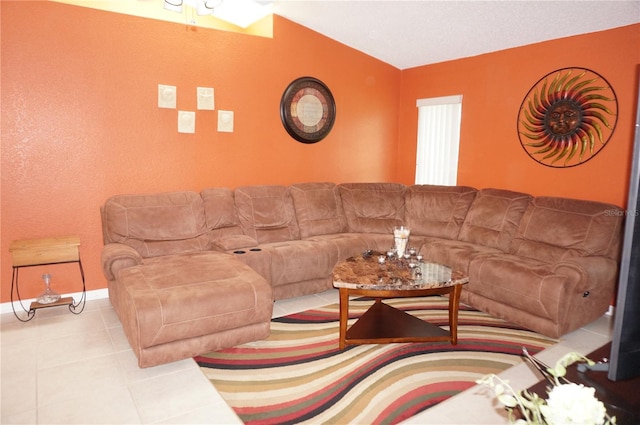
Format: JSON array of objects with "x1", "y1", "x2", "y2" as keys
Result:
[{"x1": 1, "y1": 288, "x2": 109, "y2": 315}]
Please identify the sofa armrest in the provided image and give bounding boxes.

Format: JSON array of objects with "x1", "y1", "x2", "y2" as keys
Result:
[
  {"x1": 552, "y1": 256, "x2": 618, "y2": 296},
  {"x1": 101, "y1": 243, "x2": 143, "y2": 281}
]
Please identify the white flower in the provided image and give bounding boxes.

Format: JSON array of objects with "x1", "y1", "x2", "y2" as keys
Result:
[
  {"x1": 477, "y1": 351, "x2": 616, "y2": 425},
  {"x1": 539, "y1": 383, "x2": 607, "y2": 425}
]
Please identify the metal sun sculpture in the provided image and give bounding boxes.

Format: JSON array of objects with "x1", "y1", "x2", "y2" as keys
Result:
[{"x1": 518, "y1": 67, "x2": 618, "y2": 168}]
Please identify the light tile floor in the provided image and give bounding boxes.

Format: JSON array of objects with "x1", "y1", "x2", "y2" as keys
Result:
[{"x1": 1, "y1": 289, "x2": 612, "y2": 424}]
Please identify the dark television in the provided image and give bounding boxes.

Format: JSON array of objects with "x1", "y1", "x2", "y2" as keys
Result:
[{"x1": 608, "y1": 72, "x2": 640, "y2": 382}]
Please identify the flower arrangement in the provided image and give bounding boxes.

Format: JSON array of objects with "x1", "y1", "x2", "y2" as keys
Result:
[{"x1": 477, "y1": 350, "x2": 616, "y2": 425}]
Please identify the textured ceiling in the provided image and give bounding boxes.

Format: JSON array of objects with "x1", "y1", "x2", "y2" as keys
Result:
[{"x1": 272, "y1": 0, "x2": 640, "y2": 69}]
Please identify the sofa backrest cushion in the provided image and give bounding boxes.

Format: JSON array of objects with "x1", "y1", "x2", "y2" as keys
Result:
[
  {"x1": 102, "y1": 191, "x2": 209, "y2": 258},
  {"x1": 510, "y1": 196, "x2": 624, "y2": 262},
  {"x1": 201, "y1": 187, "x2": 243, "y2": 237},
  {"x1": 458, "y1": 188, "x2": 532, "y2": 251},
  {"x1": 290, "y1": 182, "x2": 348, "y2": 238},
  {"x1": 234, "y1": 185, "x2": 301, "y2": 243},
  {"x1": 201, "y1": 187, "x2": 260, "y2": 250},
  {"x1": 338, "y1": 183, "x2": 406, "y2": 233},
  {"x1": 405, "y1": 185, "x2": 477, "y2": 239}
]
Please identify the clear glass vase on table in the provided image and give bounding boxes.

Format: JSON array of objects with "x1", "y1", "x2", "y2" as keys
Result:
[{"x1": 393, "y1": 226, "x2": 410, "y2": 258}]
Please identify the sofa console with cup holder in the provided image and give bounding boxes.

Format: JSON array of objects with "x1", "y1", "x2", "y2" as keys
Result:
[{"x1": 101, "y1": 182, "x2": 623, "y2": 367}]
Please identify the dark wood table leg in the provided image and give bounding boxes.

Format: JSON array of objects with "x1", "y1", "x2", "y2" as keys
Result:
[
  {"x1": 339, "y1": 288, "x2": 349, "y2": 350},
  {"x1": 448, "y1": 284, "x2": 462, "y2": 345}
]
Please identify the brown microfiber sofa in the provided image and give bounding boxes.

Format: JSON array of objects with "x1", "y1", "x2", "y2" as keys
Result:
[{"x1": 101, "y1": 182, "x2": 623, "y2": 367}]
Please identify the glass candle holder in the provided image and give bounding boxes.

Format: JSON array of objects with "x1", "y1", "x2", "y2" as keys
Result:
[{"x1": 393, "y1": 226, "x2": 410, "y2": 258}]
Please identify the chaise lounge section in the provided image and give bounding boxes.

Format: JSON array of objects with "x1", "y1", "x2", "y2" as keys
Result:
[
  {"x1": 100, "y1": 192, "x2": 273, "y2": 367},
  {"x1": 101, "y1": 182, "x2": 623, "y2": 367}
]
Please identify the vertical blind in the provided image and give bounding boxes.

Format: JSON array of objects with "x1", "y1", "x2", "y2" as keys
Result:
[{"x1": 415, "y1": 95, "x2": 463, "y2": 185}]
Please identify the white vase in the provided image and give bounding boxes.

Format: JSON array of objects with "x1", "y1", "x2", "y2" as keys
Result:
[{"x1": 393, "y1": 226, "x2": 410, "y2": 258}]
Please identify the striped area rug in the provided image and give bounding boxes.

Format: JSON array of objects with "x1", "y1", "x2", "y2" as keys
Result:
[{"x1": 195, "y1": 296, "x2": 556, "y2": 425}]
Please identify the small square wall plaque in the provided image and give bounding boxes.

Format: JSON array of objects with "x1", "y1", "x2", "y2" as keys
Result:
[
  {"x1": 197, "y1": 87, "x2": 215, "y2": 110},
  {"x1": 178, "y1": 111, "x2": 195, "y2": 133},
  {"x1": 218, "y1": 110, "x2": 234, "y2": 133},
  {"x1": 158, "y1": 84, "x2": 176, "y2": 109}
]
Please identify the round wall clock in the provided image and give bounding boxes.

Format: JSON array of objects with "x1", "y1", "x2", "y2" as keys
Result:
[
  {"x1": 517, "y1": 67, "x2": 618, "y2": 168},
  {"x1": 280, "y1": 76, "x2": 336, "y2": 144}
]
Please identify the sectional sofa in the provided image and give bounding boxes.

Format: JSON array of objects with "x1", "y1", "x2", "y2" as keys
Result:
[{"x1": 100, "y1": 183, "x2": 623, "y2": 367}]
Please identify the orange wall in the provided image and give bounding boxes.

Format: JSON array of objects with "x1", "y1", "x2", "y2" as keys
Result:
[
  {"x1": 0, "y1": 1, "x2": 400, "y2": 302},
  {"x1": 398, "y1": 24, "x2": 640, "y2": 207}
]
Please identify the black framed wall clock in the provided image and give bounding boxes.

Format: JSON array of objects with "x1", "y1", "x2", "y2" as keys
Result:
[{"x1": 280, "y1": 76, "x2": 336, "y2": 144}]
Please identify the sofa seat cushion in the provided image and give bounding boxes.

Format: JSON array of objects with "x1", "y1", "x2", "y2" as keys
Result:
[
  {"x1": 405, "y1": 185, "x2": 477, "y2": 239},
  {"x1": 419, "y1": 239, "x2": 502, "y2": 274},
  {"x1": 458, "y1": 188, "x2": 532, "y2": 251},
  {"x1": 351, "y1": 232, "x2": 393, "y2": 253},
  {"x1": 260, "y1": 240, "x2": 336, "y2": 288},
  {"x1": 210, "y1": 234, "x2": 259, "y2": 251},
  {"x1": 304, "y1": 233, "x2": 370, "y2": 263},
  {"x1": 116, "y1": 252, "x2": 273, "y2": 350},
  {"x1": 102, "y1": 191, "x2": 209, "y2": 257},
  {"x1": 468, "y1": 254, "x2": 570, "y2": 321},
  {"x1": 339, "y1": 183, "x2": 407, "y2": 233}
]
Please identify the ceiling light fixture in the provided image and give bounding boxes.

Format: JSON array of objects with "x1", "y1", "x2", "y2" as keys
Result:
[
  {"x1": 196, "y1": 0, "x2": 223, "y2": 16},
  {"x1": 163, "y1": 0, "x2": 183, "y2": 13},
  {"x1": 163, "y1": 0, "x2": 272, "y2": 28}
]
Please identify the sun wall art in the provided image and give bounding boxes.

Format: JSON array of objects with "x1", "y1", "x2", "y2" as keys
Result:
[{"x1": 517, "y1": 67, "x2": 618, "y2": 168}]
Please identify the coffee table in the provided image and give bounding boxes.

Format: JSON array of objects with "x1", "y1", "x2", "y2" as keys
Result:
[{"x1": 332, "y1": 252, "x2": 469, "y2": 350}]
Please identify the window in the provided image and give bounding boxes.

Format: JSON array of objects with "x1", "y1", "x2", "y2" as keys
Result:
[{"x1": 415, "y1": 95, "x2": 462, "y2": 185}]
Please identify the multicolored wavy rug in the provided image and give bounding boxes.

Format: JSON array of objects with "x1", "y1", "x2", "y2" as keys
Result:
[{"x1": 195, "y1": 296, "x2": 556, "y2": 425}]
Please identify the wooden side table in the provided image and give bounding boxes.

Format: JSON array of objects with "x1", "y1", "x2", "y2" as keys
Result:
[{"x1": 9, "y1": 236, "x2": 86, "y2": 322}]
